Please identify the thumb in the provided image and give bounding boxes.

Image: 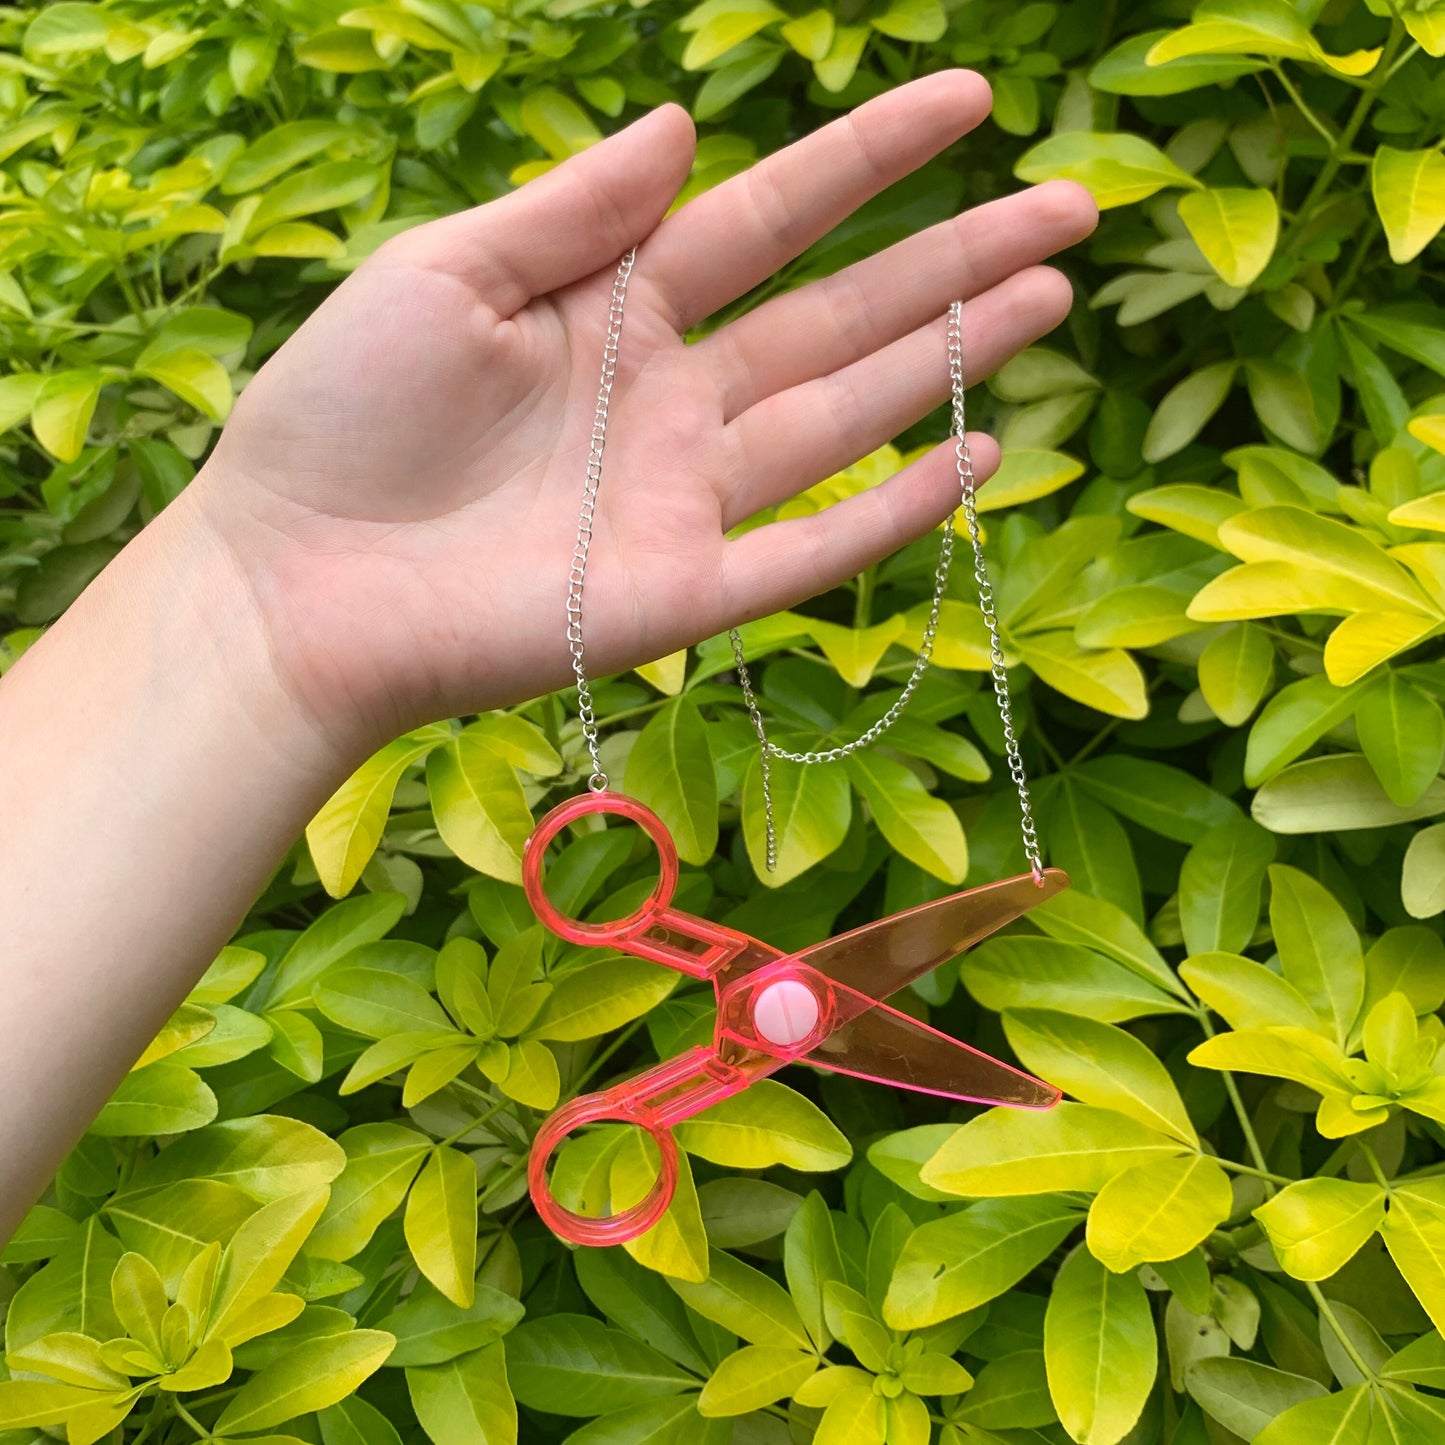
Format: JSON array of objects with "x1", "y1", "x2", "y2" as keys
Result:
[{"x1": 407, "y1": 104, "x2": 696, "y2": 317}]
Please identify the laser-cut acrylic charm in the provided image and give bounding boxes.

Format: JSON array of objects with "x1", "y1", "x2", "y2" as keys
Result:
[{"x1": 523, "y1": 791, "x2": 1069, "y2": 1246}]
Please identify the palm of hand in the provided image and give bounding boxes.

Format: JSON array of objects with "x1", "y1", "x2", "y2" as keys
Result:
[{"x1": 195, "y1": 78, "x2": 1096, "y2": 764}]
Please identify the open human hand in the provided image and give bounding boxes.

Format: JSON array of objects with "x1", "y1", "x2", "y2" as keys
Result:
[{"x1": 195, "y1": 70, "x2": 1097, "y2": 768}]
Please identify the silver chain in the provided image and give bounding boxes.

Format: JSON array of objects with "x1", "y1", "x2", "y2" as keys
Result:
[{"x1": 566, "y1": 245, "x2": 1043, "y2": 883}]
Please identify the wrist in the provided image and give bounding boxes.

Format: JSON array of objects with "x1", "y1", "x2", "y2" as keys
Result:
[
  {"x1": 120, "y1": 478, "x2": 375, "y2": 789},
  {"x1": 180, "y1": 460, "x2": 401, "y2": 777}
]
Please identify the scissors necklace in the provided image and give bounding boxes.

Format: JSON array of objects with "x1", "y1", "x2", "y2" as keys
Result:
[{"x1": 523, "y1": 245, "x2": 1070, "y2": 1246}]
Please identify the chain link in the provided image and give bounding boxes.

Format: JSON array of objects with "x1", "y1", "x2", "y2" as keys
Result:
[
  {"x1": 566, "y1": 245, "x2": 636, "y2": 792},
  {"x1": 567, "y1": 249, "x2": 1043, "y2": 883}
]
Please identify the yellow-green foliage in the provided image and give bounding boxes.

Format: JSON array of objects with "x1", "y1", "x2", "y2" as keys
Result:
[{"x1": 6, "y1": 2, "x2": 1445, "y2": 1443}]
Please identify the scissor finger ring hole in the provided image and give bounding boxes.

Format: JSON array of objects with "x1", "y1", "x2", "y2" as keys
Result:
[
  {"x1": 525, "y1": 796, "x2": 679, "y2": 940},
  {"x1": 531, "y1": 1110, "x2": 678, "y2": 1245}
]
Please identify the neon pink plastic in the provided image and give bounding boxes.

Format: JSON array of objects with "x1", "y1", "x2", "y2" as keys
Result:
[{"x1": 523, "y1": 792, "x2": 1070, "y2": 1246}]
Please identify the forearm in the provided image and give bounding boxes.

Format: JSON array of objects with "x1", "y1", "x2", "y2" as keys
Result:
[{"x1": 0, "y1": 475, "x2": 358, "y2": 1242}]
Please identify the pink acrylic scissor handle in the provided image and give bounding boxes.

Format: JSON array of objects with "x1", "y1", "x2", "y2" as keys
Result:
[
  {"x1": 529, "y1": 1046, "x2": 746, "y2": 1245},
  {"x1": 522, "y1": 793, "x2": 743, "y2": 977}
]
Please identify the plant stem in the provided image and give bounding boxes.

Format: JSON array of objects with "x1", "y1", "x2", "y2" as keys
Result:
[
  {"x1": 1213, "y1": 1157, "x2": 1295, "y2": 1187},
  {"x1": 1358, "y1": 1139, "x2": 1392, "y2": 1190},
  {"x1": 569, "y1": 1019, "x2": 646, "y2": 1096},
  {"x1": 441, "y1": 1094, "x2": 511, "y2": 1149},
  {"x1": 1269, "y1": 62, "x2": 1338, "y2": 149},
  {"x1": 1279, "y1": 21, "x2": 1405, "y2": 256},
  {"x1": 854, "y1": 567, "x2": 875, "y2": 630},
  {"x1": 1197, "y1": 1009, "x2": 1273, "y2": 1181},
  {"x1": 1307, "y1": 1281, "x2": 1377, "y2": 1380},
  {"x1": 172, "y1": 1401, "x2": 208, "y2": 1438}
]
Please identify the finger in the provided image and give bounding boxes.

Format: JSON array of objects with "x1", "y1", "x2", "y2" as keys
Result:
[
  {"x1": 639, "y1": 70, "x2": 992, "y2": 333},
  {"x1": 720, "y1": 430, "x2": 1003, "y2": 625},
  {"x1": 699, "y1": 180, "x2": 1098, "y2": 420},
  {"x1": 720, "y1": 266, "x2": 1075, "y2": 530},
  {"x1": 392, "y1": 104, "x2": 696, "y2": 317}
]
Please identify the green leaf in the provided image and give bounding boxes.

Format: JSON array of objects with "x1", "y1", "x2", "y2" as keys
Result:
[
  {"x1": 674, "y1": 1080, "x2": 851, "y2": 1171},
  {"x1": 1013, "y1": 633, "x2": 1148, "y2": 720},
  {"x1": 90, "y1": 1063, "x2": 216, "y2": 1137},
  {"x1": 1029, "y1": 888, "x2": 1187, "y2": 1000},
  {"x1": 319, "y1": 1395, "x2": 405, "y2": 1445},
  {"x1": 784, "y1": 1191, "x2": 846, "y2": 1351},
  {"x1": 32, "y1": 369, "x2": 107, "y2": 462},
  {"x1": 406, "y1": 1342, "x2": 517, "y2": 1445},
  {"x1": 1269, "y1": 864, "x2": 1364, "y2": 1047},
  {"x1": 1198, "y1": 623, "x2": 1275, "y2": 726},
  {"x1": 115, "y1": 1115, "x2": 346, "y2": 1204},
  {"x1": 573, "y1": 1247, "x2": 712, "y2": 1376},
  {"x1": 1085, "y1": 1155, "x2": 1233, "y2": 1272},
  {"x1": 507, "y1": 1315, "x2": 694, "y2": 1415},
  {"x1": 1178, "y1": 814, "x2": 1275, "y2": 956},
  {"x1": 496, "y1": 1037, "x2": 559, "y2": 1109},
  {"x1": 1382, "y1": 1330, "x2": 1445, "y2": 1387},
  {"x1": 805, "y1": 615, "x2": 905, "y2": 688},
  {"x1": 883, "y1": 1196, "x2": 1082, "y2": 1330},
  {"x1": 1184, "y1": 1358, "x2": 1326, "y2": 1440},
  {"x1": 0, "y1": 371, "x2": 46, "y2": 433},
  {"x1": 1363, "y1": 925, "x2": 1445, "y2": 1018},
  {"x1": 697, "y1": 1345, "x2": 816, "y2": 1417},
  {"x1": 134, "y1": 348, "x2": 233, "y2": 420},
  {"x1": 1253, "y1": 1179, "x2": 1386, "y2": 1282},
  {"x1": 1144, "y1": 0, "x2": 1380, "y2": 77},
  {"x1": 1003, "y1": 1009, "x2": 1196, "y2": 1144},
  {"x1": 264, "y1": 891, "x2": 411, "y2": 1010},
  {"x1": 1218, "y1": 506, "x2": 1435, "y2": 615},
  {"x1": 742, "y1": 755, "x2": 851, "y2": 885},
  {"x1": 529, "y1": 957, "x2": 677, "y2": 1042},
  {"x1": 919, "y1": 1103, "x2": 1187, "y2": 1197},
  {"x1": 1403, "y1": 825, "x2": 1445, "y2": 919},
  {"x1": 315, "y1": 967, "x2": 455, "y2": 1040},
  {"x1": 405, "y1": 1148, "x2": 478, "y2": 1308},
  {"x1": 215, "y1": 1329, "x2": 395, "y2": 1434},
  {"x1": 962, "y1": 935, "x2": 1192, "y2": 1021},
  {"x1": 956, "y1": 1348, "x2": 1054, "y2": 1429},
  {"x1": 1177, "y1": 188, "x2": 1278, "y2": 287},
  {"x1": 1073, "y1": 757, "x2": 1238, "y2": 844},
  {"x1": 517, "y1": 87, "x2": 602, "y2": 159},
  {"x1": 1015, "y1": 131, "x2": 1203, "y2": 208},
  {"x1": 679, "y1": 0, "x2": 785, "y2": 68},
  {"x1": 1379, "y1": 1178, "x2": 1445, "y2": 1336},
  {"x1": 975, "y1": 448, "x2": 1087, "y2": 511},
  {"x1": 1180, "y1": 951, "x2": 1319, "y2": 1031},
  {"x1": 1372, "y1": 146, "x2": 1445, "y2": 264},
  {"x1": 1254, "y1": 1383, "x2": 1372, "y2": 1445},
  {"x1": 1253, "y1": 754, "x2": 1445, "y2": 833},
  {"x1": 1044, "y1": 1245, "x2": 1156, "y2": 1445},
  {"x1": 245, "y1": 161, "x2": 380, "y2": 236},
  {"x1": 669, "y1": 1247, "x2": 811, "y2": 1348},
  {"x1": 378, "y1": 1282, "x2": 524, "y2": 1367},
  {"x1": 1186, "y1": 1027, "x2": 1354, "y2": 1097},
  {"x1": 1356, "y1": 674, "x2": 1445, "y2": 807},
  {"x1": 307, "y1": 728, "x2": 450, "y2": 898},
  {"x1": 427, "y1": 731, "x2": 533, "y2": 884},
  {"x1": 844, "y1": 752, "x2": 967, "y2": 883},
  {"x1": 209, "y1": 1187, "x2": 331, "y2": 1344},
  {"x1": 869, "y1": 0, "x2": 944, "y2": 41},
  {"x1": 1091, "y1": 28, "x2": 1266, "y2": 94},
  {"x1": 309, "y1": 1123, "x2": 431, "y2": 1261},
  {"x1": 1142, "y1": 361, "x2": 1238, "y2": 463},
  {"x1": 610, "y1": 1131, "x2": 708, "y2": 1285}
]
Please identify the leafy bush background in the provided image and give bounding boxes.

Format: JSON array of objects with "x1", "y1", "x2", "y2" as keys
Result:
[{"x1": 7, "y1": 0, "x2": 1445, "y2": 1442}]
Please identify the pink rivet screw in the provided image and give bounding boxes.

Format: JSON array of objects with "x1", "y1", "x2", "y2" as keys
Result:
[{"x1": 752, "y1": 978, "x2": 821, "y2": 1048}]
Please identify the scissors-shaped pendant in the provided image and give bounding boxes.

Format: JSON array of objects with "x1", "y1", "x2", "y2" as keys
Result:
[{"x1": 522, "y1": 792, "x2": 1070, "y2": 1246}]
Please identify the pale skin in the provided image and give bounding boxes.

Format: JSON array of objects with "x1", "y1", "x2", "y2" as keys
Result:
[{"x1": 0, "y1": 70, "x2": 1096, "y2": 1243}]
